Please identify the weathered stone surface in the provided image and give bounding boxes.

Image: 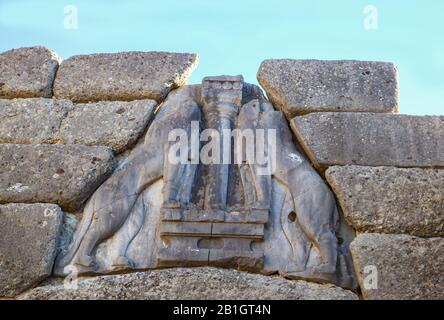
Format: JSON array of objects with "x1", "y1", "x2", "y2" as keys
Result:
[
  {"x1": 55, "y1": 80, "x2": 356, "y2": 289},
  {"x1": 56, "y1": 213, "x2": 78, "y2": 262},
  {"x1": 58, "y1": 99, "x2": 157, "y2": 153},
  {"x1": 0, "y1": 203, "x2": 63, "y2": 297},
  {"x1": 0, "y1": 144, "x2": 114, "y2": 211},
  {"x1": 20, "y1": 267, "x2": 358, "y2": 300},
  {"x1": 258, "y1": 59, "x2": 398, "y2": 118},
  {"x1": 0, "y1": 46, "x2": 60, "y2": 99},
  {"x1": 350, "y1": 233, "x2": 444, "y2": 300},
  {"x1": 53, "y1": 51, "x2": 198, "y2": 102},
  {"x1": 291, "y1": 113, "x2": 444, "y2": 171},
  {"x1": 0, "y1": 98, "x2": 70, "y2": 144},
  {"x1": 326, "y1": 166, "x2": 444, "y2": 237},
  {"x1": 0, "y1": 98, "x2": 156, "y2": 153}
]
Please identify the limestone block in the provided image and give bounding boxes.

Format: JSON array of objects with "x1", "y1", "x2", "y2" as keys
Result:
[
  {"x1": 291, "y1": 113, "x2": 444, "y2": 171},
  {"x1": 350, "y1": 233, "x2": 444, "y2": 300},
  {"x1": 58, "y1": 99, "x2": 156, "y2": 153},
  {"x1": 53, "y1": 51, "x2": 198, "y2": 102},
  {"x1": 257, "y1": 59, "x2": 398, "y2": 118},
  {"x1": 0, "y1": 98, "x2": 69, "y2": 144},
  {"x1": 0, "y1": 46, "x2": 60, "y2": 99},
  {"x1": 0, "y1": 98, "x2": 156, "y2": 153},
  {"x1": 0, "y1": 203, "x2": 62, "y2": 297},
  {"x1": 326, "y1": 166, "x2": 444, "y2": 237},
  {"x1": 0, "y1": 144, "x2": 114, "y2": 211},
  {"x1": 20, "y1": 267, "x2": 359, "y2": 300}
]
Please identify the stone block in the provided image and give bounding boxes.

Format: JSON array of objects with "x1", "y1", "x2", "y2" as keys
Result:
[
  {"x1": 0, "y1": 98, "x2": 69, "y2": 144},
  {"x1": 58, "y1": 99, "x2": 156, "y2": 153},
  {"x1": 350, "y1": 233, "x2": 444, "y2": 300},
  {"x1": 0, "y1": 98, "x2": 156, "y2": 153},
  {"x1": 291, "y1": 113, "x2": 444, "y2": 171},
  {"x1": 53, "y1": 51, "x2": 198, "y2": 102},
  {"x1": 0, "y1": 46, "x2": 60, "y2": 99},
  {"x1": 20, "y1": 267, "x2": 359, "y2": 300},
  {"x1": 258, "y1": 59, "x2": 398, "y2": 118},
  {"x1": 0, "y1": 203, "x2": 62, "y2": 297},
  {"x1": 326, "y1": 166, "x2": 444, "y2": 237},
  {"x1": 0, "y1": 144, "x2": 114, "y2": 211}
]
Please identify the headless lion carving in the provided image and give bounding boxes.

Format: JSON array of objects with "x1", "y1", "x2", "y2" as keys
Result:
[
  {"x1": 56, "y1": 97, "x2": 201, "y2": 273},
  {"x1": 56, "y1": 79, "x2": 354, "y2": 288}
]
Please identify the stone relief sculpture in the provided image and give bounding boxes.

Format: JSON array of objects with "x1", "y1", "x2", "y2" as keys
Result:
[{"x1": 56, "y1": 76, "x2": 356, "y2": 289}]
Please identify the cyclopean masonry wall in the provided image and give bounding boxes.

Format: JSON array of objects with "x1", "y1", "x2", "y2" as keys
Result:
[
  {"x1": 0, "y1": 46, "x2": 442, "y2": 300},
  {"x1": 258, "y1": 60, "x2": 443, "y2": 300}
]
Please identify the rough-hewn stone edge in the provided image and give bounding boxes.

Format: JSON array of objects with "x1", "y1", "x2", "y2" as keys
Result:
[
  {"x1": 145, "y1": 52, "x2": 200, "y2": 102},
  {"x1": 288, "y1": 116, "x2": 326, "y2": 172},
  {"x1": 168, "y1": 53, "x2": 200, "y2": 99},
  {"x1": 40, "y1": 47, "x2": 61, "y2": 98},
  {"x1": 256, "y1": 59, "x2": 290, "y2": 116}
]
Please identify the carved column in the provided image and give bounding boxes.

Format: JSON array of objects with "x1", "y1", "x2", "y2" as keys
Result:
[
  {"x1": 157, "y1": 76, "x2": 266, "y2": 272},
  {"x1": 201, "y1": 76, "x2": 243, "y2": 211}
]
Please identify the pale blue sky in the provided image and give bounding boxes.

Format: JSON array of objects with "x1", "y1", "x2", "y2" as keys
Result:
[{"x1": 1, "y1": 0, "x2": 443, "y2": 115}]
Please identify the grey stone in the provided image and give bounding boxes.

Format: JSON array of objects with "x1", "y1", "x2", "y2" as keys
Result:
[
  {"x1": 58, "y1": 99, "x2": 157, "y2": 153},
  {"x1": 54, "y1": 180, "x2": 164, "y2": 275},
  {"x1": 0, "y1": 46, "x2": 60, "y2": 99},
  {"x1": 53, "y1": 51, "x2": 198, "y2": 103},
  {"x1": 56, "y1": 213, "x2": 78, "y2": 263},
  {"x1": 0, "y1": 144, "x2": 114, "y2": 212},
  {"x1": 0, "y1": 203, "x2": 63, "y2": 297},
  {"x1": 0, "y1": 98, "x2": 69, "y2": 144},
  {"x1": 257, "y1": 59, "x2": 398, "y2": 118},
  {"x1": 54, "y1": 87, "x2": 194, "y2": 274},
  {"x1": 326, "y1": 166, "x2": 444, "y2": 237},
  {"x1": 160, "y1": 221, "x2": 213, "y2": 236},
  {"x1": 211, "y1": 222, "x2": 264, "y2": 238},
  {"x1": 20, "y1": 267, "x2": 358, "y2": 300},
  {"x1": 55, "y1": 79, "x2": 356, "y2": 289},
  {"x1": 291, "y1": 113, "x2": 444, "y2": 171},
  {"x1": 350, "y1": 233, "x2": 444, "y2": 300},
  {"x1": 0, "y1": 98, "x2": 156, "y2": 153}
]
